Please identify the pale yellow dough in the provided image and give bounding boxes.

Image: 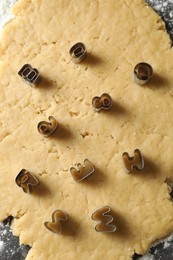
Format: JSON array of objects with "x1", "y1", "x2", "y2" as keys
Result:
[{"x1": 0, "y1": 0, "x2": 173, "y2": 259}]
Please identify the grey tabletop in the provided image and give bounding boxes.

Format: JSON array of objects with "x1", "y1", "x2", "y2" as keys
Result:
[{"x1": 1, "y1": 1, "x2": 173, "y2": 260}]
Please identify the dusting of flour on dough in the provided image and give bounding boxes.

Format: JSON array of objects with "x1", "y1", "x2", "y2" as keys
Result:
[
  {"x1": 140, "y1": 254, "x2": 154, "y2": 260},
  {"x1": 0, "y1": 0, "x2": 17, "y2": 29},
  {"x1": 139, "y1": 231, "x2": 173, "y2": 259},
  {"x1": 0, "y1": 241, "x2": 4, "y2": 251},
  {"x1": 146, "y1": 0, "x2": 173, "y2": 40},
  {"x1": 1, "y1": 1, "x2": 173, "y2": 260},
  {"x1": 0, "y1": 219, "x2": 30, "y2": 260}
]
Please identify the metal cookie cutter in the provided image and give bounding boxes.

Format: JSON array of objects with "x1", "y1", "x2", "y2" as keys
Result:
[
  {"x1": 18, "y1": 64, "x2": 41, "y2": 86},
  {"x1": 92, "y1": 93, "x2": 112, "y2": 112},
  {"x1": 70, "y1": 159, "x2": 94, "y2": 182},
  {"x1": 44, "y1": 210, "x2": 68, "y2": 234},
  {"x1": 69, "y1": 42, "x2": 87, "y2": 63},
  {"x1": 91, "y1": 206, "x2": 116, "y2": 233},
  {"x1": 122, "y1": 149, "x2": 144, "y2": 173},
  {"x1": 37, "y1": 116, "x2": 58, "y2": 137},
  {"x1": 134, "y1": 62, "x2": 153, "y2": 85},
  {"x1": 15, "y1": 169, "x2": 39, "y2": 193}
]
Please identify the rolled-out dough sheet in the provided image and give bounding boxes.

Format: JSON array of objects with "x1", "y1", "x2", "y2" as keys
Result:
[{"x1": 0, "y1": 0, "x2": 173, "y2": 259}]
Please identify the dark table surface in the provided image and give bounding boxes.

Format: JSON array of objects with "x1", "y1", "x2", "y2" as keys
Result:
[{"x1": 1, "y1": 1, "x2": 173, "y2": 259}]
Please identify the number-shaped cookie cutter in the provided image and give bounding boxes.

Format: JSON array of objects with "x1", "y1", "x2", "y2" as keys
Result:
[
  {"x1": 134, "y1": 62, "x2": 153, "y2": 85},
  {"x1": 92, "y1": 93, "x2": 112, "y2": 112},
  {"x1": 37, "y1": 116, "x2": 58, "y2": 137},
  {"x1": 69, "y1": 42, "x2": 87, "y2": 63},
  {"x1": 18, "y1": 64, "x2": 41, "y2": 86}
]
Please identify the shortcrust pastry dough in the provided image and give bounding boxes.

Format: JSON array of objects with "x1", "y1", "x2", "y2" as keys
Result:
[{"x1": 0, "y1": 0, "x2": 173, "y2": 259}]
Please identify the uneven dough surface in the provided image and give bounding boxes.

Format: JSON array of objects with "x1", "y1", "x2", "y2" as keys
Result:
[{"x1": 0, "y1": 0, "x2": 173, "y2": 259}]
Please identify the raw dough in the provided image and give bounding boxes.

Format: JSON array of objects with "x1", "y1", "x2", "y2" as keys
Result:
[{"x1": 0, "y1": 0, "x2": 173, "y2": 259}]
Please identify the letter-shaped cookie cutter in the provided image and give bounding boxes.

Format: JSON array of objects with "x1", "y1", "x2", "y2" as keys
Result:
[
  {"x1": 37, "y1": 116, "x2": 58, "y2": 137},
  {"x1": 69, "y1": 42, "x2": 87, "y2": 63},
  {"x1": 122, "y1": 149, "x2": 144, "y2": 173},
  {"x1": 134, "y1": 62, "x2": 153, "y2": 85},
  {"x1": 70, "y1": 159, "x2": 94, "y2": 182},
  {"x1": 91, "y1": 206, "x2": 116, "y2": 232},
  {"x1": 92, "y1": 93, "x2": 112, "y2": 112},
  {"x1": 44, "y1": 210, "x2": 68, "y2": 234},
  {"x1": 15, "y1": 169, "x2": 39, "y2": 193},
  {"x1": 18, "y1": 64, "x2": 41, "y2": 86}
]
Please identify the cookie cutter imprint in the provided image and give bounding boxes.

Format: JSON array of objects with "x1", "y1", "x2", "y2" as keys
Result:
[
  {"x1": 92, "y1": 93, "x2": 112, "y2": 112},
  {"x1": 15, "y1": 169, "x2": 39, "y2": 193},
  {"x1": 91, "y1": 206, "x2": 116, "y2": 232},
  {"x1": 122, "y1": 149, "x2": 144, "y2": 173},
  {"x1": 44, "y1": 210, "x2": 68, "y2": 234},
  {"x1": 18, "y1": 64, "x2": 41, "y2": 86},
  {"x1": 69, "y1": 42, "x2": 87, "y2": 63},
  {"x1": 70, "y1": 159, "x2": 94, "y2": 182},
  {"x1": 37, "y1": 116, "x2": 58, "y2": 137},
  {"x1": 134, "y1": 62, "x2": 153, "y2": 85}
]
